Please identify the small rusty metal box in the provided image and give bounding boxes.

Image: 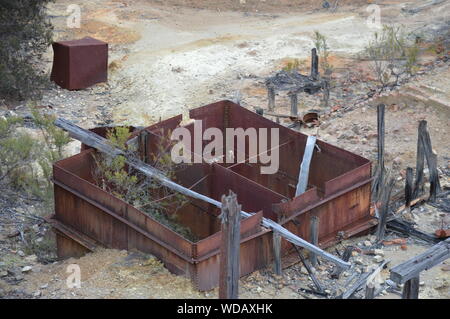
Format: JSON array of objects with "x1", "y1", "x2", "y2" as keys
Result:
[{"x1": 51, "y1": 37, "x2": 108, "y2": 90}]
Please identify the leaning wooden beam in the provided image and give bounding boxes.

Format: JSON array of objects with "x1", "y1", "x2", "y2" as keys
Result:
[
  {"x1": 331, "y1": 246, "x2": 354, "y2": 279},
  {"x1": 390, "y1": 238, "x2": 450, "y2": 285},
  {"x1": 293, "y1": 244, "x2": 325, "y2": 293},
  {"x1": 418, "y1": 120, "x2": 441, "y2": 201},
  {"x1": 219, "y1": 191, "x2": 241, "y2": 299},
  {"x1": 54, "y1": 118, "x2": 351, "y2": 269},
  {"x1": 295, "y1": 135, "x2": 317, "y2": 196},
  {"x1": 412, "y1": 121, "x2": 425, "y2": 199},
  {"x1": 309, "y1": 215, "x2": 319, "y2": 267}
]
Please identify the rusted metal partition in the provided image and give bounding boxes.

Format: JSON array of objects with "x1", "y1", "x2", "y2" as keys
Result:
[
  {"x1": 146, "y1": 101, "x2": 374, "y2": 250},
  {"x1": 51, "y1": 149, "x2": 272, "y2": 290},
  {"x1": 51, "y1": 100, "x2": 374, "y2": 290}
]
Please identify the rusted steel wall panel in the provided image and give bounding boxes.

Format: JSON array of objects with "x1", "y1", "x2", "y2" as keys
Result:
[
  {"x1": 55, "y1": 233, "x2": 91, "y2": 259},
  {"x1": 279, "y1": 182, "x2": 372, "y2": 253},
  {"x1": 195, "y1": 230, "x2": 272, "y2": 291},
  {"x1": 210, "y1": 164, "x2": 286, "y2": 220},
  {"x1": 195, "y1": 211, "x2": 263, "y2": 258}
]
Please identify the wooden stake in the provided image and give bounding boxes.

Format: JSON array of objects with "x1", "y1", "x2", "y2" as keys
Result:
[
  {"x1": 412, "y1": 121, "x2": 425, "y2": 199},
  {"x1": 310, "y1": 215, "x2": 319, "y2": 267},
  {"x1": 331, "y1": 246, "x2": 354, "y2": 279},
  {"x1": 419, "y1": 121, "x2": 441, "y2": 201},
  {"x1": 405, "y1": 167, "x2": 414, "y2": 214},
  {"x1": 402, "y1": 276, "x2": 420, "y2": 299},
  {"x1": 289, "y1": 93, "x2": 298, "y2": 117},
  {"x1": 219, "y1": 191, "x2": 241, "y2": 299},
  {"x1": 376, "y1": 174, "x2": 395, "y2": 242},
  {"x1": 372, "y1": 104, "x2": 385, "y2": 201},
  {"x1": 273, "y1": 231, "x2": 282, "y2": 276},
  {"x1": 311, "y1": 48, "x2": 319, "y2": 80},
  {"x1": 268, "y1": 87, "x2": 275, "y2": 111}
]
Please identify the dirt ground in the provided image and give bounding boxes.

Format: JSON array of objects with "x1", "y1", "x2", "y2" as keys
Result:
[{"x1": 1, "y1": 0, "x2": 449, "y2": 299}]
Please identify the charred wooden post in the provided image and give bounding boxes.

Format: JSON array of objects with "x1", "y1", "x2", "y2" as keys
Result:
[
  {"x1": 138, "y1": 129, "x2": 149, "y2": 163},
  {"x1": 310, "y1": 215, "x2": 319, "y2": 266},
  {"x1": 402, "y1": 276, "x2": 420, "y2": 299},
  {"x1": 413, "y1": 121, "x2": 425, "y2": 199},
  {"x1": 331, "y1": 246, "x2": 354, "y2": 279},
  {"x1": 289, "y1": 92, "x2": 298, "y2": 117},
  {"x1": 311, "y1": 48, "x2": 319, "y2": 80},
  {"x1": 267, "y1": 86, "x2": 276, "y2": 111},
  {"x1": 391, "y1": 238, "x2": 450, "y2": 299},
  {"x1": 292, "y1": 244, "x2": 325, "y2": 293},
  {"x1": 365, "y1": 283, "x2": 375, "y2": 299},
  {"x1": 419, "y1": 121, "x2": 441, "y2": 201},
  {"x1": 372, "y1": 104, "x2": 386, "y2": 201},
  {"x1": 219, "y1": 191, "x2": 241, "y2": 299},
  {"x1": 405, "y1": 167, "x2": 414, "y2": 214},
  {"x1": 375, "y1": 175, "x2": 395, "y2": 242},
  {"x1": 273, "y1": 231, "x2": 282, "y2": 276}
]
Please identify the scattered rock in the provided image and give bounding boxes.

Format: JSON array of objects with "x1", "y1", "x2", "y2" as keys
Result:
[
  {"x1": 0, "y1": 271, "x2": 8, "y2": 278},
  {"x1": 364, "y1": 240, "x2": 371, "y2": 247},
  {"x1": 374, "y1": 249, "x2": 384, "y2": 256},
  {"x1": 373, "y1": 255, "x2": 384, "y2": 263},
  {"x1": 21, "y1": 266, "x2": 32, "y2": 273}
]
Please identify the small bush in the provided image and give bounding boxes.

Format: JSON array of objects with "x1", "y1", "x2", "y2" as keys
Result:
[
  {"x1": 92, "y1": 128, "x2": 195, "y2": 241},
  {"x1": 0, "y1": 109, "x2": 70, "y2": 208},
  {"x1": 0, "y1": 0, "x2": 53, "y2": 101},
  {"x1": 363, "y1": 25, "x2": 419, "y2": 89}
]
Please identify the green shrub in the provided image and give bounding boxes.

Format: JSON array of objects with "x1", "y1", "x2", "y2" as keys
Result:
[
  {"x1": 0, "y1": 0, "x2": 53, "y2": 101},
  {"x1": 92, "y1": 128, "x2": 195, "y2": 241},
  {"x1": 363, "y1": 25, "x2": 419, "y2": 89}
]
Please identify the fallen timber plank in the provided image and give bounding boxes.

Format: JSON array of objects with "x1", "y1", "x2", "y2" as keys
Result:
[
  {"x1": 54, "y1": 118, "x2": 351, "y2": 269},
  {"x1": 390, "y1": 238, "x2": 450, "y2": 284},
  {"x1": 295, "y1": 135, "x2": 316, "y2": 196}
]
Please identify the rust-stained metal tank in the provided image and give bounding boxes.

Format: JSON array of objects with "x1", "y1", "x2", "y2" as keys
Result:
[
  {"x1": 50, "y1": 37, "x2": 108, "y2": 90},
  {"x1": 49, "y1": 100, "x2": 374, "y2": 290}
]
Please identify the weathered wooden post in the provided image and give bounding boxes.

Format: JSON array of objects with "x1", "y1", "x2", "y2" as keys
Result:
[
  {"x1": 402, "y1": 276, "x2": 420, "y2": 299},
  {"x1": 413, "y1": 121, "x2": 425, "y2": 199},
  {"x1": 310, "y1": 215, "x2": 319, "y2": 267},
  {"x1": 138, "y1": 129, "x2": 149, "y2": 163},
  {"x1": 331, "y1": 246, "x2": 354, "y2": 279},
  {"x1": 273, "y1": 231, "x2": 282, "y2": 276},
  {"x1": 289, "y1": 92, "x2": 298, "y2": 117},
  {"x1": 311, "y1": 48, "x2": 319, "y2": 80},
  {"x1": 372, "y1": 104, "x2": 386, "y2": 201},
  {"x1": 219, "y1": 191, "x2": 241, "y2": 299},
  {"x1": 375, "y1": 174, "x2": 395, "y2": 242},
  {"x1": 419, "y1": 121, "x2": 441, "y2": 201},
  {"x1": 405, "y1": 167, "x2": 414, "y2": 214},
  {"x1": 390, "y1": 238, "x2": 450, "y2": 299},
  {"x1": 267, "y1": 86, "x2": 276, "y2": 111}
]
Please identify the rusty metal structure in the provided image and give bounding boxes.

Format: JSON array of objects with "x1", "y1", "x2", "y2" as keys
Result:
[
  {"x1": 49, "y1": 100, "x2": 374, "y2": 290},
  {"x1": 51, "y1": 37, "x2": 108, "y2": 90}
]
